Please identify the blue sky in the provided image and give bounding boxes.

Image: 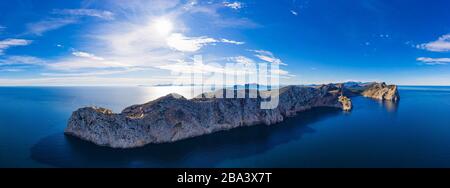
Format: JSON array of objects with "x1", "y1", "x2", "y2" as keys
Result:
[{"x1": 1, "y1": 0, "x2": 450, "y2": 86}]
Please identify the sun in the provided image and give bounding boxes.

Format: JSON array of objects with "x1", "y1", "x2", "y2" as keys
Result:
[{"x1": 153, "y1": 18, "x2": 173, "y2": 36}]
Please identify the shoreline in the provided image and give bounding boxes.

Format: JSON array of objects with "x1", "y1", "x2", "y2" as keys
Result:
[{"x1": 65, "y1": 82, "x2": 399, "y2": 148}]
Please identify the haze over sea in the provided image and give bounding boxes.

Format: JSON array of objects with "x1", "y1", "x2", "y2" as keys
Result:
[{"x1": 0, "y1": 86, "x2": 450, "y2": 168}]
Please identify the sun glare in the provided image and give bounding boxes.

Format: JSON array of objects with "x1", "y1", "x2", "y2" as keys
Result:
[{"x1": 153, "y1": 18, "x2": 173, "y2": 35}]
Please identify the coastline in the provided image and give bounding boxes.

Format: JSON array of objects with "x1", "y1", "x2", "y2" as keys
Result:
[{"x1": 65, "y1": 82, "x2": 399, "y2": 148}]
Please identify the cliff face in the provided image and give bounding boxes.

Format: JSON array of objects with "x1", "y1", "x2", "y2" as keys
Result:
[
  {"x1": 65, "y1": 82, "x2": 399, "y2": 148},
  {"x1": 338, "y1": 96, "x2": 352, "y2": 111},
  {"x1": 65, "y1": 85, "x2": 348, "y2": 148},
  {"x1": 360, "y1": 82, "x2": 400, "y2": 102}
]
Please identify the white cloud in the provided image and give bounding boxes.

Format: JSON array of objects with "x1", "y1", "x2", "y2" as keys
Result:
[
  {"x1": 167, "y1": 33, "x2": 217, "y2": 52},
  {"x1": 156, "y1": 60, "x2": 259, "y2": 82},
  {"x1": 47, "y1": 58, "x2": 132, "y2": 71},
  {"x1": 251, "y1": 50, "x2": 287, "y2": 65},
  {"x1": 0, "y1": 68, "x2": 23, "y2": 72},
  {"x1": 0, "y1": 54, "x2": 135, "y2": 76},
  {"x1": 157, "y1": 60, "x2": 225, "y2": 74},
  {"x1": 228, "y1": 56, "x2": 254, "y2": 64},
  {"x1": 26, "y1": 9, "x2": 114, "y2": 35},
  {"x1": 7, "y1": 1, "x2": 268, "y2": 86},
  {"x1": 0, "y1": 39, "x2": 32, "y2": 55},
  {"x1": 41, "y1": 50, "x2": 133, "y2": 72},
  {"x1": 166, "y1": 33, "x2": 244, "y2": 52},
  {"x1": 417, "y1": 57, "x2": 450, "y2": 65},
  {"x1": 86, "y1": 3, "x2": 249, "y2": 74},
  {"x1": 227, "y1": 55, "x2": 292, "y2": 76},
  {"x1": 224, "y1": 1, "x2": 242, "y2": 10},
  {"x1": 417, "y1": 34, "x2": 450, "y2": 52},
  {"x1": 182, "y1": 1, "x2": 259, "y2": 28},
  {"x1": 110, "y1": 0, "x2": 180, "y2": 14},
  {"x1": 41, "y1": 68, "x2": 140, "y2": 77},
  {"x1": 184, "y1": 1, "x2": 219, "y2": 16},
  {"x1": 221, "y1": 38, "x2": 244, "y2": 45},
  {"x1": 72, "y1": 51, "x2": 105, "y2": 61},
  {"x1": 53, "y1": 9, "x2": 115, "y2": 20},
  {"x1": 0, "y1": 56, "x2": 45, "y2": 72},
  {"x1": 27, "y1": 18, "x2": 78, "y2": 35},
  {"x1": 271, "y1": 68, "x2": 292, "y2": 76},
  {"x1": 0, "y1": 77, "x2": 171, "y2": 86},
  {"x1": 290, "y1": 10, "x2": 298, "y2": 16},
  {"x1": 75, "y1": 18, "x2": 185, "y2": 73}
]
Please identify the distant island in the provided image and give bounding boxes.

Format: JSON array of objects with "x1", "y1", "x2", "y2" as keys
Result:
[{"x1": 65, "y1": 82, "x2": 399, "y2": 148}]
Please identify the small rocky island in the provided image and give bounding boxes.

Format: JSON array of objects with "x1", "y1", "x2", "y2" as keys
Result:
[{"x1": 65, "y1": 82, "x2": 399, "y2": 148}]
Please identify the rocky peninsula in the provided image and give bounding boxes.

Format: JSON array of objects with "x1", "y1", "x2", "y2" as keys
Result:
[{"x1": 65, "y1": 82, "x2": 399, "y2": 148}]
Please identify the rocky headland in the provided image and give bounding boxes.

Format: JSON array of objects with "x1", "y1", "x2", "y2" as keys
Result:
[
  {"x1": 65, "y1": 82, "x2": 399, "y2": 148},
  {"x1": 361, "y1": 82, "x2": 400, "y2": 102}
]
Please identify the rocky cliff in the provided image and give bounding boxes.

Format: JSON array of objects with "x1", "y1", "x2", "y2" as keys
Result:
[
  {"x1": 360, "y1": 82, "x2": 400, "y2": 101},
  {"x1": 338, "y1": 96, "x2": 352, "y2": 111},
  {"x1": 65, "y1": 85, "x2": 350, "y2": 148},
  {"x1": 65, "y1": 82, "x2": 398, "y2": 148}
]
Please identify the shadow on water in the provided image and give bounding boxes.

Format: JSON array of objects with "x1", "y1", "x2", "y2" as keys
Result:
[{"x1": 31, "y1": 107, "x2": 341, "y2": 168}]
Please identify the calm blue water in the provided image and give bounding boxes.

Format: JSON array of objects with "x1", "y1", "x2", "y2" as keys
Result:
[{"x1": 0, "y1": 86, "x2": 450, "y2": 168}]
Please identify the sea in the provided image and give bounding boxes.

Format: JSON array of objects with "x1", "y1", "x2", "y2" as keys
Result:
[{"x1": 0, "y1": 86, "x2": 450, "y2": 168}]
